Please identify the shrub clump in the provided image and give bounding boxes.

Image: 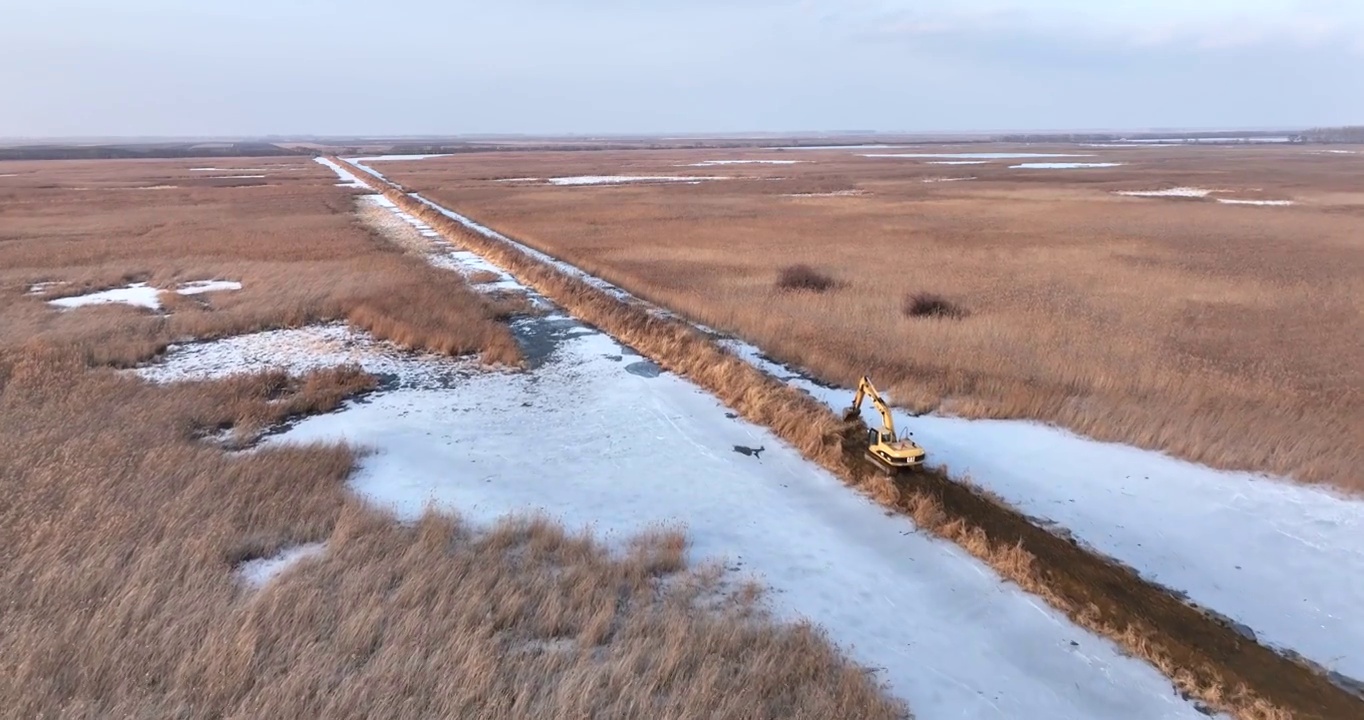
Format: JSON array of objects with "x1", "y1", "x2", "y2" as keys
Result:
[
  {"x1": 903, "y1": 292, "x2": 968, "y2": 319},
  {"x1": 776, "y1": 264, "x2": 838, "y2": 293}
]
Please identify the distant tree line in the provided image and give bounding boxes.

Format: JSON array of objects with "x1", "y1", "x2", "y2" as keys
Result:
[
  {"x1": 996, "y1": 131, "x2": 1308, "y2": 143},
  {"x1": 338, "y1": 141, "x2": 793, "y2": 156},
  {"x1": 0, "y1": 142, "x2": 302, "y2": 161},
  {"x1": 1299, "y1": 126, "x2": 1364, "y2": 143}
]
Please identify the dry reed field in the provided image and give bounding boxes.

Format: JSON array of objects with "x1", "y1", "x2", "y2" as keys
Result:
[
  {"x1": 342, "y1": 158, "x2": 1363, "y2": 720},
  {"x1": 376, "y1": 145, "x2": 1364, "y2": 493},
  {"x1": 0, "y1": 158, "x2": 906, "y2": 718}
]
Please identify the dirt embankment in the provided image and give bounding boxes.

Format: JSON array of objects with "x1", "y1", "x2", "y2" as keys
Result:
[{"x1": 333, "y1": 156, "x2": 1364, "y2": 720}]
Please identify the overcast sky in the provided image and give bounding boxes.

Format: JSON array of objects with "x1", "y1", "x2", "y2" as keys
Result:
[{"x1": 2, "y1": 0, "x2": 1360, "y2": 138}]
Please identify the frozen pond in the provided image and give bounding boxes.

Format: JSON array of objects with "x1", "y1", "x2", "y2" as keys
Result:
[
  {"x1": 1115, "y1": 187, "x2": 1214, "y2": 198},
  {"x1": 1011, "y1": 162, "x2": 1125, "y2": 169},
  {"x1": 865, "y1": 153, "x2": 1093, "y2": 159}
]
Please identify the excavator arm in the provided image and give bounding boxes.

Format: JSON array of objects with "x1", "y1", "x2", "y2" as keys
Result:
[{"x1": 850, "y1": 376, "x2": 898, "y2": 441}]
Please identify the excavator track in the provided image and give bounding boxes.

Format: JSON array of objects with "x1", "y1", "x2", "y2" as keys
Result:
[{"x1": 864, "y1": 450, "x2": 916, "y2": 476}]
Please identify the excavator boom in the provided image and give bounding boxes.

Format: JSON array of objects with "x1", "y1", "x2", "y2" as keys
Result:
[{"x1": 851, "y1": 376, "x2": 899, "y2": 440}]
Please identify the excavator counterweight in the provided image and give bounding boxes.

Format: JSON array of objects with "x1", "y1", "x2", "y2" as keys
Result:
[{"x1": 844, "y1": 376, "x2": 926, "y2": 475}]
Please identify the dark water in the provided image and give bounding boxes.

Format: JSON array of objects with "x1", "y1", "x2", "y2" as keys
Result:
[
  {"x1": 624, "y1": 360, "x2": 661, "y2": 378},
  {"x1": 510, "y1": 314, "x2": 596, "y2": 369}
]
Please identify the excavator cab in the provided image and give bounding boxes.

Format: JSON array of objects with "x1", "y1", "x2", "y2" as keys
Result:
[{"x1": 846, "y1": 376, "x2": 926, "y2": 475}]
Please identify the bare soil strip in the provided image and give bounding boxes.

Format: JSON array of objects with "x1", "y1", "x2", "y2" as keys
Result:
[{"x1": 332, "y1": 156, "x2": 1364, "y2": 720}]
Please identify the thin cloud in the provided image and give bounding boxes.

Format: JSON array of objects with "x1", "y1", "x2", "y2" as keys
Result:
[
  {"x1": 0, "y1": 0, "x2": 1360, "y2": 136},
  {"x1": 849, "y1": 1, "x2": 1364, "y2": 54}
]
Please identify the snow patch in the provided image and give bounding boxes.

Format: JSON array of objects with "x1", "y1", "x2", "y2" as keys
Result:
[
  {"x1": 349, "y1": 154, "x2": 452, "y2": 163},
  {"x1": 360, "y1": 194, "x2": 521, "y2": 280},
  {"x1": 866, "y1": 153, "x2": 1092, "y2": 159},
  {"x1": 926, "y1": 160, "x2": 989, "y2": 165},
  {"x1": 177, "y1": 280, "x2": 243, "y2": 295},
  {"x1": 50, "y1": 283, "x2": 162, "y2": 309},
  {"x1": 1011, "y1": 162, "x2": 1126, "y2": 169},
  {"x1": 134, "y1": 323, "x2": 477, "y2": 386},
  {"x1": 238, "y1": 543, "x2": 326, "y2": 588},
  {"x1": 0, "y1": 173, "x2": 18, "y2": 178},
  {"x1": 26, "y1": 281, "x2": 67, "y2": 295},
  {"x1": 337, "y1": 155, "x2": 449, "y2": 181},
  {"x1": 780, "y1": 190, "x2": 866, "y2": 197},
  {"x1": 364, "y1": 194, "x2": 397, "y2": 209},
  {"x1": 1115, "y1": 187, "x2": 1215, "y2": 198},
  {"x1": 1216, "y1": 198, "x2": 1296, "y2": 206},
  {"x1": 359, "y1": 194, "x2": 444, "y2": 239},
  {"x1": 49, "y1": 280, "x2": 241, "y2": 311},
  {"x1": 1083, "y1": 143, "x2": 1189, "y2": 148},
  {"x1": 546, "y1": 175, "x2": 729, "y2": 186},
  {"x1": 428, "y1": 251, "x2": 524, "y2": 291},
  {"x1": 406, "y1": 194, "x2": 644, "y2": 308},
  {"x1": 1112, "y1": 187, "x2": 1293, "y2": 205},
  {"x1": 314, "y1": 156, "x2": 370, "y2": 189}
]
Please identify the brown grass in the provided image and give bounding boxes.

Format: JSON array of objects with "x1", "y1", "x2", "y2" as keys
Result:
[
  {"x1": 338, "y1": 157, "x2": 1364, "y2": 720},
  {"x1": 776, "y1": 263, "x2": 839, "y2": 292},
  {"x1": 345, "y1": 262, "x2": 521, "y2": 364},
  {"x1": 467, "y1": 268, "x2": 504, "y2": 284},
  {"x1": 903, "y1": 292, "x2": 967, "y2": 319},
  {"x1": 0, "y1": 160, "x2": 521, "y2": 368},
  {"x1": 380, "y1": 146, "x2": 1364, "y2": 493},
  {"x1": 0, "y1": 353, "x2": 904, "y2": 718},
  {"x1": 209, "y1": 365, "x2": 380, "y2": 447},
  {"x1": 0, "y1": 158, "x2": 906, "y2": 719}
]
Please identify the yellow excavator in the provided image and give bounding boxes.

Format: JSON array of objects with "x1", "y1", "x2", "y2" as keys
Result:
[{"x1": 843, "y1": 376, "x2": 926, "y2": 474}]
